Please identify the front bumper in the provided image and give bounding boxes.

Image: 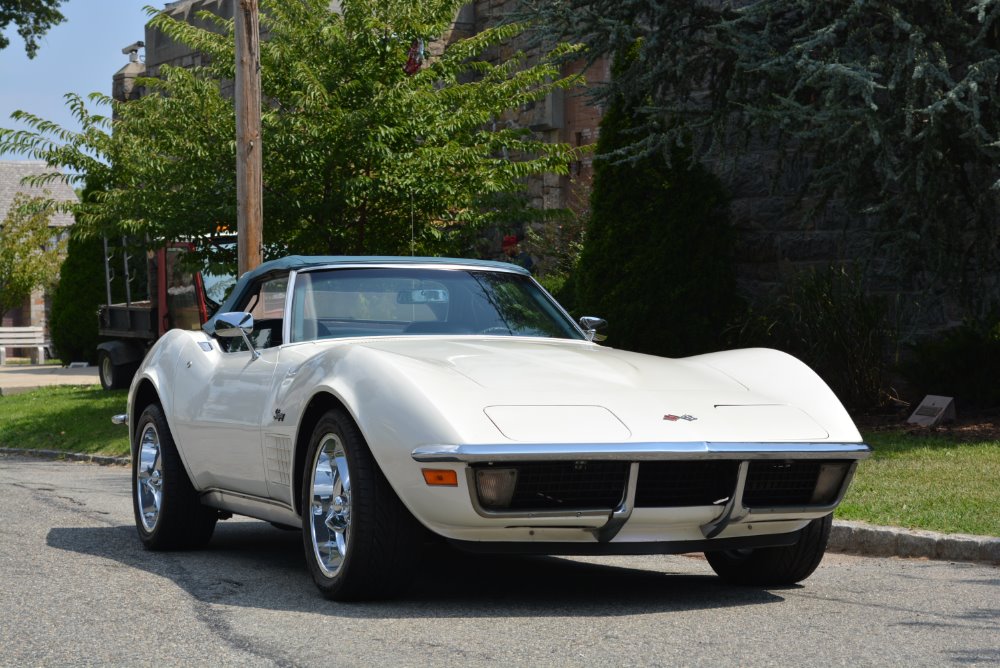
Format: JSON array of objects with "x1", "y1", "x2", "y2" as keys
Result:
[
  {"x1": 412, "y1": 441, "x2": 872, "y2": 463},
  {"x1": 411, "y1": 441, "x2": 870, "y2": 544}
]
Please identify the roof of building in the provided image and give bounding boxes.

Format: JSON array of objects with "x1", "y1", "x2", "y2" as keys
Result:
[{"x1": 0, "y1": 161, "x2": 78, "y2": 228}]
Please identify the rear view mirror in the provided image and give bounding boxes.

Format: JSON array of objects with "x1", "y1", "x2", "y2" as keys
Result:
[
  {"x1": 214, "y1": 311, "x2": 254, "y2": 337},
  {"x1": 214, "y1": 312, "x2": 260, "y2": 359},
  {"x1": 579, "y1": 316, "x2": 607, "y2": 342},
  {"x1": 397, "y1": 289, "x2": 449, "y2": 304}
]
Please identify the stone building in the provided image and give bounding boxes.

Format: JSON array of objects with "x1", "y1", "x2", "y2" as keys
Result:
[{"x1": 0, "y1": 160, "x2": 76, "y2": 333}]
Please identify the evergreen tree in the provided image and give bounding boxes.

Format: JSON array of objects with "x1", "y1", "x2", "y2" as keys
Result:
[
  {"x1": 526, "y1": 0, "x2": 1000, "y2": 315},
  {"x1": 49, "y1": 231, "x2": 105, "y2": 364},
  {"x1": 575, "y1": 53, "x2": 738, "y2": 358}
]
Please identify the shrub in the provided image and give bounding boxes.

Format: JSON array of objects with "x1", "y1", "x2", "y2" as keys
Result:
[
  {"x1": 902, "y1": 321, "x2": 1000, "y2": 410},
  {"x1": 49, "y1": 232, "x2": 109, "y2": 364},
  {"x1": 572, "y1": 50, "x2": 739, "y2": 358},
  {"x1": 734, "y1": 266, "x2": 897, "y2": 411}
]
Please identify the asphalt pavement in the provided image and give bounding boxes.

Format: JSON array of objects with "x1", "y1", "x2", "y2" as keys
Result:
[{"x1": 1, "y1": 455, "x2": 998, "y2": 667}]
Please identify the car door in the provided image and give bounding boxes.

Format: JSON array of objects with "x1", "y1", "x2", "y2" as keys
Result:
[{"x1": 171, "y1": 275, "x2": 288, "y2": 497}]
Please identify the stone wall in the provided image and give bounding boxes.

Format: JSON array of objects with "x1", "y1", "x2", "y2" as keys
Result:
[{"x1": 710, "y1": 142, "x2": 966, "y2": 334}]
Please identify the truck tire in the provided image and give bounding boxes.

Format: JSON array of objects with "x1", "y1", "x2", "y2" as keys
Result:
[{"x1": 98, "y1": 350, "x2": 137, "y2": 391}]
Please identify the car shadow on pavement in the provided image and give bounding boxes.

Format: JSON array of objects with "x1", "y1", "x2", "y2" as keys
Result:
[{"x1": 47, "y1": 520, "x2": 788, "y2": 617}]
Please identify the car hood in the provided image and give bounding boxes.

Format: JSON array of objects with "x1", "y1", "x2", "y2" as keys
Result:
[
  {"x1": 315, "y1": 337, "x2": 861, "y2": 444},
  {"x1": 355, "y1": 337, "x2": 744, "y2": 392}
]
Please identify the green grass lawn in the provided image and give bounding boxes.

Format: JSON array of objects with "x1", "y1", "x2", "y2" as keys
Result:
[
  {"x1": 836, "y1": 431, "x2": 1000, "y2": 537},
  {"x1": 1, "y1": 386, "x2": 997, "y2": 536},
  {"x1": 0, "y1": 385, "x2": 130, "y2": 457}
]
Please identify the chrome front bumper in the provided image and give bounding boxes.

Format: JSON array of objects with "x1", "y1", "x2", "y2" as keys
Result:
[{"x1": 412, "y1": 441, "x2": 872, "y2": 462}]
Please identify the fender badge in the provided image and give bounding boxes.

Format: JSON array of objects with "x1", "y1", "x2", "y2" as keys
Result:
[
  {"x1": 273, "y1": 409, "x2": 286, "y2": 423},
  {"x1": 663, "y1": 414, "x2": 697, "y2": 422}
]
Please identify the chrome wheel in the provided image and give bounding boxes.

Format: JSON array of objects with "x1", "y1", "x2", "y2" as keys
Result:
[
  {"x1": 309, "y1": 433, "x2": 352, "y2": 578},
  {"x1": 135, "y1": 423, "x2": 163, "y2": 532}
]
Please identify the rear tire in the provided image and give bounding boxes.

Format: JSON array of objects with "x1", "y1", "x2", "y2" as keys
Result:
[
  {"x1": 99, "y1": 350, "x2": 137, "y2": 391},
  {"x1": 132, "y1": 403, "x2": 217, "y2": 550},
  {"x1": 301, "y1": 408, "x2": 422, "y2": 601},
  {"x1": 705, "y1": 514, "x2": 832, "y2": 585}
]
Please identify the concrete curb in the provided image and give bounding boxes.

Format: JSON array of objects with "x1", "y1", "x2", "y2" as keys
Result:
[
  {"x1": 2, "y1": 449, "x2": 997, "y2": 565},
  {"x1": 829, "y1": 519, "x2": 1000, "y2": 565}
]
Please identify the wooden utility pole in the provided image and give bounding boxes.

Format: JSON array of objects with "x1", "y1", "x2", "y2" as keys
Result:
[{"x1": 235, "y1": 0, "x2": 263, "y2": 275}]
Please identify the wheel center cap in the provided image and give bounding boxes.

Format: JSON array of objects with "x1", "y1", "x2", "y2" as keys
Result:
[{"x1": 325, "y1": 495, "x2": 350, "y2": 532}]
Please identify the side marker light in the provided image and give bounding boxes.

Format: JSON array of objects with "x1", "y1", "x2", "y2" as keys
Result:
[{"x1": 422, "y1": 469, "x2": 459, "y2": 486}]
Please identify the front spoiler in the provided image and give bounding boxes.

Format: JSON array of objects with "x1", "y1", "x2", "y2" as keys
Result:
[{"x1": 447, "y1": 529, "x2": 802, "y2": 556}]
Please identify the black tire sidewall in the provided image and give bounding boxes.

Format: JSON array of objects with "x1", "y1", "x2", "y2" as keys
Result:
[
  {"x1": 705, "y1": 514, "x2": 833, "y2": 586},
  {"x1": 131, "y1": 403, "x2": 215, "y2": 550}
]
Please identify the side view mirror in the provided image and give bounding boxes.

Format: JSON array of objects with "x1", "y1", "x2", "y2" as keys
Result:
[
  {"x1": 214, "y1": 311, "x2": 260, "y2": 359},
  {"x1": 578, "y1": 316, "x2": 607, "y2": 342}
]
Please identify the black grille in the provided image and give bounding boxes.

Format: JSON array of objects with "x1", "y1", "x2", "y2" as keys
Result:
[
  {"x1": 635, "y1": 461, "x2": 740, "y2": 507},
  {"x1": 473, "y1": 461, "x2": 629, "y2": 511},
  {"x1": 471, "y1": 458, "x2": 847, "y2": 512},
  {"x1": 743, "y1": 461, "x2": 823, "y2": 506}
]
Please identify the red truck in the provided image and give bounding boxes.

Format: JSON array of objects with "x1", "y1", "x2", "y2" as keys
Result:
[{"x1": 96, "y1": 239, "x2": 234, "y2": 390}]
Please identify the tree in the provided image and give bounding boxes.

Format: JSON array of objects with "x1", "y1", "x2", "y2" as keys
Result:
[
  {"x1": 525, "y1": 0, "x2": 1000, "y2": 317},
  {"x1": 1, "y1": 0, "x2": 583, "y2": 265},
  {"x1": 48, "y1": 179, "x2": 113, "y2": 365},
  {"x1": 48, "y1": 230, "x2": 105, "y2": 364},
  {"x1": 574, "y1": 49, "x2": 738, "y2": 358},
  {"x1": 0, "y1": 193, "x2": 64, "y2": 317},
  {"x1": 0, "y1": 0, "x2": 65, "y2": 58}
]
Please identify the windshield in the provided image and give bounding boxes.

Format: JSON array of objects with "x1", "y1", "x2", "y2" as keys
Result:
[{"x1": 289, "y1": 267, "x2": 583, "y2": 342}]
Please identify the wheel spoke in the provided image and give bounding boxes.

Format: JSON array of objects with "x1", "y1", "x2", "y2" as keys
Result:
[{"x1": 334, "y1": 454, "x2": 350, "y2": 494}]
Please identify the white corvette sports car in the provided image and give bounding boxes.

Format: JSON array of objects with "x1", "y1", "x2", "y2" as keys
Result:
[{"x1": 118, "y1": 256, "x2": 870, "y2": 600}]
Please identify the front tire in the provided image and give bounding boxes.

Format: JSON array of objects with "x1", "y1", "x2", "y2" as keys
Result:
[
  {"x1": 132, "y1": 403, "x2": 217, "y2": 550},
  {"x1": 301, "y1": 408, "x2": 421, "y2": 601},
  {"x1": 705, "y1": 514, "x2": 832, "y2": 586}
]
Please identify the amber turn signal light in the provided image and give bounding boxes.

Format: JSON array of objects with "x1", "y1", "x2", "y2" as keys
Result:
[{"x1": 422, "y1": 469, "x2": 458, "y2": 486}]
